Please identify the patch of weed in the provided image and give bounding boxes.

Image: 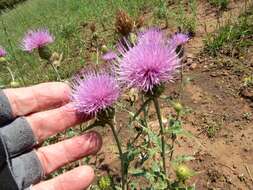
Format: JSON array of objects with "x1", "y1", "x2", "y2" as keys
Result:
[
  {"x1": 204, "y1": 7, "x2": 253, "y2": 56},
  {"x1": 155, "y1": 0, "x2": 197, "y2": 34},
  {"x1": 208, "y1": 0, "x2": 229, "y2": 10},
  {"x1": 206, "y1": 123, "x2": 221, "y2": 138}
]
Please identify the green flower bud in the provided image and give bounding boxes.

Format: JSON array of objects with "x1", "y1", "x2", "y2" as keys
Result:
[
  {"x1": 101, "y1": 45, "x2": 108, "y2": 54},
  {"x1": 98, "y1": 176, "x2": 111, "y2": 190},
  {"x1": 129, "y1": 32, "x2": 137, "y2": 44},
  {"x1": 38, "y1": 46, "x2": 52, "y2": 61},
  {"x1": 0, "y1": 57, "x2": 6, "y2": 63},
  {"x1": 92, "y1": 32, "x2": 98, "y2": 40},
  {"x1": 172, "y1": 102, "x2": 183, "y2": 114},
  {"x1": 10, "y1": 81, "x2": 20, "y2": 88},
  {"x1": 175, "y1": 164, "x2": 194, "y2": 182}
]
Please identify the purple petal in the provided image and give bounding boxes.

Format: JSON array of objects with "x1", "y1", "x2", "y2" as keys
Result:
[
  {"x1": 169, "y1": 33, "x2": 189, "y2": 47},
  {"x1": 117, "y1": 29, "x2": 181, "y2": 92},
  {"x1": 21, "y1": 28, "x2": 54, "y2": 52},
  {"x1": 0, "y1": 46, "x2": 7, "y2": 57},
  {"x1": 102, "y1": 51, "x2": 117, "y2": 61},
  {"x1": 71, "y1": 71, "x2": 120, "y2": 115}
]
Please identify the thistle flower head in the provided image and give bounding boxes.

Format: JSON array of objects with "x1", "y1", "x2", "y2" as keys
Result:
[
  {"x1": 102, "y1": 51, "x2": 117, "y2": 62},
  {"x1": 169, "y1": 33, "x2": 189, "y2": 47},
  {"x1": 118, "y1": 29, "x2": 180, "y2": 92},
  {"x1": 71, "y1": 71, "x2": 120, "y2": 115},
  {"x1": 0, "y1": 46, "x2": 7, "y2": 57},
  {"x1": 137, "y1": 28, "x2": 165, "y2": 45},
  {"x1": 21, "y1": 28, "x2": 54, "y2": 52}
]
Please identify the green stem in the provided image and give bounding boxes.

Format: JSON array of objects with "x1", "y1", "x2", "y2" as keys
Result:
[
  {"x1": 143, "y1": 95, "x2": 151, "y2": 145},
  {"x1": 153, "y1": 98, "x2": 167, "y2": 176},
  {"x1": 129, "y1": 96, "x2": 151, "y2": 145},
  {"x1": 170, "y1": 113, "x2": 180, "y2": 161},
  {"x1": 179, "y1": 59, "x2": 184, "y2": 101},
  {"x1": 129, "y1": 98, "x2": 151, "y2": 127},
  {"x1": 142, "y1": 95, "x2": 149, "y2": 128},
  {"x1": 131, "y1": 131, "x2": 142, "y2": 144},
  {"x1": 169, "y1": 135, "x2": 176, "y2": 161},
  {"x1": 49, "y1": 62, "x2": 61, "y2": 81},
  {"x1": 107, "y1": 122, "x2": 126, "y2": 190},
  {"x1": 6, "y1": 66, "x2": 15, "y2": 82}
]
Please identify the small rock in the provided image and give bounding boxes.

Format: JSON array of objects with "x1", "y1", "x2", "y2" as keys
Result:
[
  {"x1": 222, "y1": 71, "x2": 229, "y2": 76},
  {"x1": 190, "y1": 63, "x2": 197, "y2": 70},
  {"x1": 210, "y1": 73, "x2": 217, "y2": 77}
]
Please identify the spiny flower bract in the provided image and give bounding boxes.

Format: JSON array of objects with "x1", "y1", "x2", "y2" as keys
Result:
[
  {"x1": 71, "y1": 72, "x2": 120, "y2": 115},
  {"x1": 21, "y1": 28, "x2": 54, "y2": 52},
  {"x1": 0, "y1": 46, "x2": 7, "y2": 57},
  {"x1": 169, "y1": 33, "x2": 189, "y2": 47},
  {"x1": 118, "y1": 29, "x2": 180, "y2": 92}
]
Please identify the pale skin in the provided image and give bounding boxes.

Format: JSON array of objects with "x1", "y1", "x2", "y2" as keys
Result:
[{"x1": 3, "y1": 82, "x2": 102, "y2": 190}]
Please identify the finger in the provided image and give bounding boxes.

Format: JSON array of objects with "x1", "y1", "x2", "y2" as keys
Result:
[
  {"x1": 26, "y1": 103, "x2": 91, "y2": 142},
  {"x1": 0, "y1": 90, "x2": 13, "y2": 126},
  {"x1": 3, "y1": 82, "x2": 71, "y2": 117},
  {"x1": 36, "y1": 131, "x2": 102, "y2": 175},
  {"x1": 31, "y1": 166, "x2": 94, "y2": 190}
]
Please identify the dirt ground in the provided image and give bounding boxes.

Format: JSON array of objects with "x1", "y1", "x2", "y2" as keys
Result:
[{"x1": 91, "y1": 1, "x2": 253, "y2": 189}]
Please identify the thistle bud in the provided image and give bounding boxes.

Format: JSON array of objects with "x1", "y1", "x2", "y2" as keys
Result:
[
  {"x1": 115, "y1": 9, "x2": 133, "y2": 36},
  {"x1": 101, "y1": 45, "x2": 109, "y2": 54},
  {"x1": 172, "y1": 102, "x2": 183, "y2": 114},
  {"x1": 175, "y1": 164, "x2": 194, "y2": 182},
  {"x1": 0, "y1": 57, "x2": 6, "y2": 63},
  {"x1": 38, "y1": 46, "x2": 52, "y2": 61},
  {"x1": 10, "y1": 81, "x2": 20, "y2": 88},
  {"x1": 98, "y1": 176, "x2": 111, "y2": 190},
  {"x1": 92, "y1": 32, "x2": 99, "y2": 41}
]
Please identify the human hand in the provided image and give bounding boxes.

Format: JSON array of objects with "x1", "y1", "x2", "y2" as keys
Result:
[{"x1": 0, "y1": 82, "x2": 102, "y2": 190}]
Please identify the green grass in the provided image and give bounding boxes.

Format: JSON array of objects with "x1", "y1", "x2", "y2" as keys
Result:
[
  {"x1": 153, "y1": 0, "x2": 197, "y2": 35},
  {"x1": 204, "y1": 6, "x2": 253, "y2": 56},
  {"x1": 0, "y1": 0, "x2": 160, "y2": 86}
]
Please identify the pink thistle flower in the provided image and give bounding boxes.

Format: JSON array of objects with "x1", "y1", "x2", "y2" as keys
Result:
[
  {"x1": 0, "y1": 46, "x2": 7, "y2": 57},
  {"x1": 118, "y1": 29, "x2": 180, "y2": 92},
  {"x1": 71, "y1": 71, "x2": 120, "y2": 115},
  {"x1": 21, "y1": 29, "x2": 54, "y2": 52},
  {"x1": 137, "y1": 28, "x2": 165, "y2": 45},
  {"x1": 102, "y1": 51, "x2": 117, "y2": 62},
  {"x1": 169, "y1": 33, "x2": 189, "y2": 47}
]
